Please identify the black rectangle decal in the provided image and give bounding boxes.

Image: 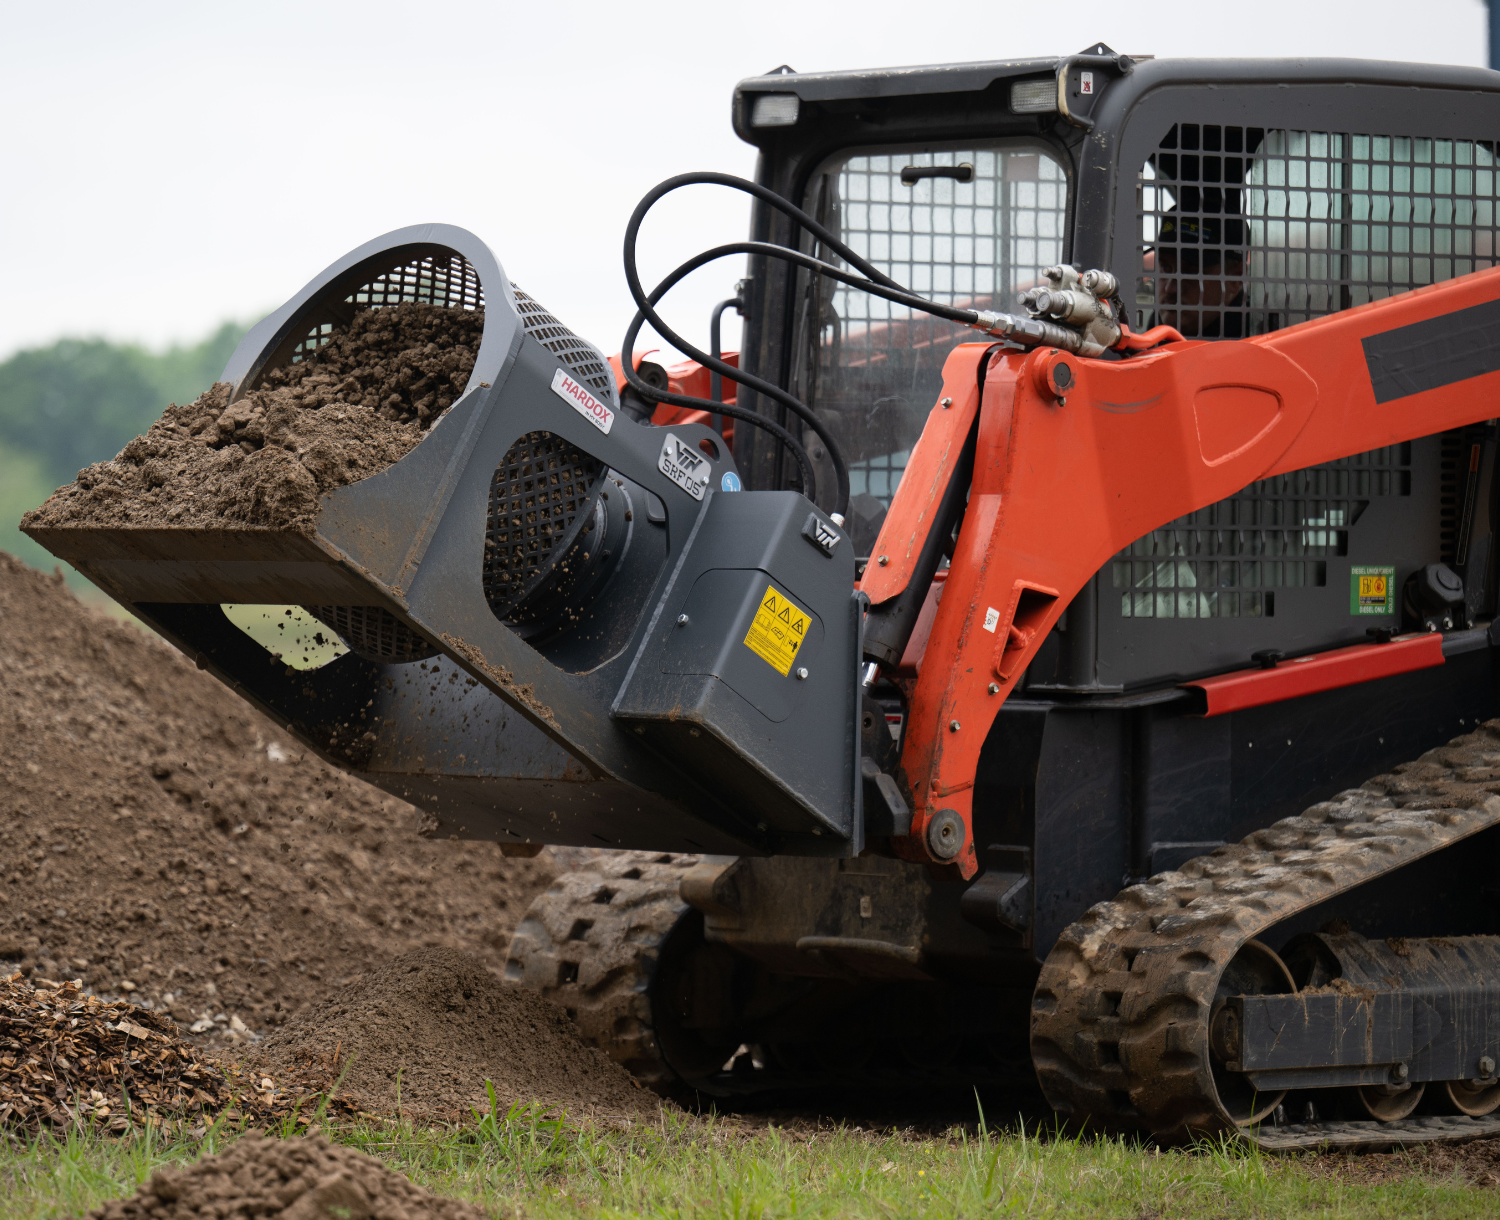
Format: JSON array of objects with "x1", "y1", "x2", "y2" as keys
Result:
[{"x1": 1362, "y1": 297, "x2": 1500, "y2": 404}]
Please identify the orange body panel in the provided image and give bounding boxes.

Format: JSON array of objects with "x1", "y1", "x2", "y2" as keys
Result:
[
  {"x1": 878, "y1": 264, "x2": 1500, "y2": 878},
  {"x1": 1183, "y1": 633, "x2": 1444, "y2": 717},
  {"x1": 608, "y1": 352, "x2": 738, "y2": 450}
]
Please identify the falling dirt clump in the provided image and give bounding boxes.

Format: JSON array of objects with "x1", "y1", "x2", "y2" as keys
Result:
[
  {"x1": 0, "y1": 553, "x2": 555, "y2": 1048},
  {"x1": 0, "y1": 973, "x2": 351, "y2": 1138},
  {"x1": 23, "y1": 302, "x2": 484, "y2": 533},
  {"x1": 87, "y1": 1132, "x2": 484, "y2": 1219},
  {"x1": 246, "y1": 947, "x2": 663, "y2": 1124}
]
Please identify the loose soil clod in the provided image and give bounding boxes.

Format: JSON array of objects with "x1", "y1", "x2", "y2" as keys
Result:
[
  {"x1": 23, "y1": 302, "x2": 483, "y2": 533},
  {"x1": 244, "y1": 947, "x2": 663, "y2": 1125},
  {"x1": 86, "y1": 1131, "x2": 484, "y2": 1219}
]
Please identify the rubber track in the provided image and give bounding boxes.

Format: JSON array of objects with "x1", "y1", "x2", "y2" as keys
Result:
[
  {"x1": 1031, "y1": 719, "x2": 1500, "y2": 1151},
  {"x1": 504, "y1": 851, "x2": 698, "y2": 1093}
]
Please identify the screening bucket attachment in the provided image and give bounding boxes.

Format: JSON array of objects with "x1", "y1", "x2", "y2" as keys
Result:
[{"x1": 25, "y1": 225, "x2": 863, "y2": 857}]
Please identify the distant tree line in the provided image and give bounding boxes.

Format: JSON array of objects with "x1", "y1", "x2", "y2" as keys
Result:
[{"x1": 0, "y1": 322, "x2": 248, "y2": 577}]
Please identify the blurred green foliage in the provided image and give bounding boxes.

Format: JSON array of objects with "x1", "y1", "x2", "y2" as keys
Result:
[{"x1": 0, "y1": 322, "x2": 248, "y2": 580}]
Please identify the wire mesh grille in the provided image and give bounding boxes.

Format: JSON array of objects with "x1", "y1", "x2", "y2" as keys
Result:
[
  {"x1": 304, "y1": 605, "x2": 437, "y2": 663},
  {"x1": 1439, "y1": 431, "x2": 1489, "y2": 566},
  {"x1": 483, "y1": 431, "x2": 603, "y2": 619},
  {"x1": 1112, "y1": 445, "x2": 1412, "y2": 619},
  {"x1": 291, "y1": 252, "x2": 485, "y2": 363},
  {"x1": 1136, "y1": 125, "x2": 1500, "y2": 338},
  {"x1": 808, "y1": 144, "x2": 1069, "y2": 552},
  {"x1": 511, "y1": 286, "x2": 616, "y2": 402}
]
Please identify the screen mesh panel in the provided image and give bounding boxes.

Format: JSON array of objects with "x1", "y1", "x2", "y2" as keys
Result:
[
  {"x1": 1136, "y1": 125, "x2": 1500, "y2": 338},
  {"x1": 1116, "y1": 122, "x2": 1487, "y2": 628},
  {"x1": 1113, "y1": 445, "x2": 1412, "y2": 619},
  {"x1": 482, "y1": 432, "x2": 603, "y2": 620},
  {"x1": 511, "y1": 287, "x2": 616, "y2": 402},
  {"x1": 805, "y1": 144, "x2": 1069, "y2": 552},
  {"x1": 305, "y1": 605, "x2": 437, "y2": 663}
]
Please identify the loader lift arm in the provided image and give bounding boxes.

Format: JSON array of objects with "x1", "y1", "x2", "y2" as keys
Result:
[{"x1": 876, "y1": 265, "x2": 1500, "y2": 879}]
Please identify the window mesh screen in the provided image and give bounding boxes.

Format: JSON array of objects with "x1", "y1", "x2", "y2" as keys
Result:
[
  {"x1": 1136, "y1": 125, "x2": 1500, "y2": 338},
  {"x1": 1117, "y1": 122, "x2": 1484, "y2": 625},
  {"x1": 1113, "y1": 445, "x2": 1412, "y2": 619},
  {"x1": 807, "y1": 145, "x2": 1068, "y2": 552}
]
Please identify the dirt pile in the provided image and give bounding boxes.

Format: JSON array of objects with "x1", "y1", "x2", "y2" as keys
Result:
[
  {"x1": 87, "y1": 1132, "x2": 484, "y2": 1220},
  {"x1": 0, "y1": 972, "x2": 349, "y2": 1137},
  {"x1": 0, "y1": 552, "x2": 554, "y2": 1045},
  {"x1": 245, "y1": 947, "x2": 661, "y2": 1124},
  {"x1": 1310, "y1": 1137, "x2": 1500, "y2": 1189},
  {"x1": 23, "y1": 302, "x2": 483, "y2": 533}
]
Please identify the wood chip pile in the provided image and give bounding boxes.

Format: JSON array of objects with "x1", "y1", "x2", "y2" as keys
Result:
[{"x1": 0, "y1": 972, "x2": 352, "y2": 1138}]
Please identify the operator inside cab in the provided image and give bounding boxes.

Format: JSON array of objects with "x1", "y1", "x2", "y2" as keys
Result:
[{"x1": 1145, "y1": 185, "x2": 1247, "y2": 338}]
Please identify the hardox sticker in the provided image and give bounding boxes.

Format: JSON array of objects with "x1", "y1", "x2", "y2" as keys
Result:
[
  {"x1": 982, "y1": 607, "x2": 1001, "y2": 633},
  {"x1": 551, "y1": 368, "x2": 615, "y2": 434}
]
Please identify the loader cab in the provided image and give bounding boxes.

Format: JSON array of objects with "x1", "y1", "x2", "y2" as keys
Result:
[{"x1": 732, "y1": 50, "x2": 1500, "y2": 696}]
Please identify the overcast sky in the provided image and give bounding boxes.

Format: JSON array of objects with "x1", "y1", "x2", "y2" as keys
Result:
[{"x1": 0, "y1": 0, "x2": 1489, "y2": 367}]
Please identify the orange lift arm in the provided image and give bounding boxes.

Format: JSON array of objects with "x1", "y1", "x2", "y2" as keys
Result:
[{"x1": 871, "y1": 264, "x2": 1500, "y2": 878}]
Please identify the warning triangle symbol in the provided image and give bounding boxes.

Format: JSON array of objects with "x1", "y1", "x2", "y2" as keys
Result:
[
  {"x1": 763, "y1": 594, "x2": 778, "y2": 612},
  {"x1": 779, "y1": 607, "x2": 792, "y2": 623},
  {"x1": 791, "y1": 618, "x2": 805, "y2": 636}
]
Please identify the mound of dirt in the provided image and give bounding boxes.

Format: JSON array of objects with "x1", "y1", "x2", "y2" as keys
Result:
[
  {"x1": 0, "y1": 972, "x2": 346, "y2": 1137},
  {"x1": 1309, "y1": 1136, "x2": 1500, "y2": 1189},
  {"x1": 246, "y1": 947, "x2": 661, "y2": 1124},
  {"x1": 0, "y1": 553, "x2": 554, "y2": 1045},
  {"x1": 88, "y1": 1132, "x2": 483, "y2": 1219},
  {"x1": 24, "y1": 302, "x2": 483, "y2": 533}
]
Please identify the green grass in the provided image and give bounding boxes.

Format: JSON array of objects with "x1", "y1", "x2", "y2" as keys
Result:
[{"x1": 1, "y1": 1094, "x2": 1495, "y2": 1219}]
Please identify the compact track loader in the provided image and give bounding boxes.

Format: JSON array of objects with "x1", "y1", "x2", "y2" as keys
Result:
[{"x1": 30, "y1": 46, "x2": 1500, "y2": 1149}]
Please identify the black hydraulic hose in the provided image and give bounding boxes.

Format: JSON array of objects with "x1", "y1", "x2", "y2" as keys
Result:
[
  {"x1": 620, "y1": 307, "x2": 820, "y2": 500},
  {"x1": 621, "y1": 172, "x2": 1003, "y2": 517},
  {"x1": 629, "y1": 171, "x2": 905, "y2": 291},
  {"x1": 621, "y1": 238, "x2": 990, "y2": 511}
]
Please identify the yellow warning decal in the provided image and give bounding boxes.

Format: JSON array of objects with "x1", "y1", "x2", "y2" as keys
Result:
[{"x1": 744, "y1": 583, "x2": 809, "y2": 676}]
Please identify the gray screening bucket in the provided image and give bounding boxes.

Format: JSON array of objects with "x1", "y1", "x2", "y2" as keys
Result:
[{"x1": 27, "y1": 224, "x2": 862, "y2": 858}]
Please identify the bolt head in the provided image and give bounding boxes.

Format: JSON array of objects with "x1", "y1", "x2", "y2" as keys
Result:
[
  {"x1": 877, "y1": 555, "x2": 889, "y2": 566},
  {"x1": 949, "y1": 720, "x2": 961, "y2": 733},
  {"x1": 796, "y1": 667, "x2": 809, "y2": 680},
  {"x1": 1481, "y1": 1056, "x2": 1496, "y2": 1077},
  {"x1": 988, "y1": 682, "x2": 1000, "y2": 695},
  {"x1": 676, "y1": 613, "x2": 689, "y2": 626},
  {"x1": 940, "y1": 397, "x2": 953, "y2": 408},
  {"x1": 1393, "y1": 1062, "x2": 1410, "y2": 1081}
]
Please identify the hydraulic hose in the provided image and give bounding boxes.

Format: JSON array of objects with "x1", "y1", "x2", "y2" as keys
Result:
[{"x1": 621, "y1": 172, "x2": 1011, "y2": 518}]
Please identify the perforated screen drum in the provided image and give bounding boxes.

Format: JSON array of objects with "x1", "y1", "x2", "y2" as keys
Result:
[
  {"x1": 274, "y1": 249, "x2": 618, "y2": 658},
  {"x1": 482, "y1": 432, "x2": 605, "y2": 622},
  {"x1": 305, "y1": 605, "x2": 438, "y2": 663}
]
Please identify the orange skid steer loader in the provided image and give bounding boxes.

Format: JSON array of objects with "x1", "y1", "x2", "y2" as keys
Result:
[{"x1": 28, "y1": 46, "x2": 1500, "y2": 1148}]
